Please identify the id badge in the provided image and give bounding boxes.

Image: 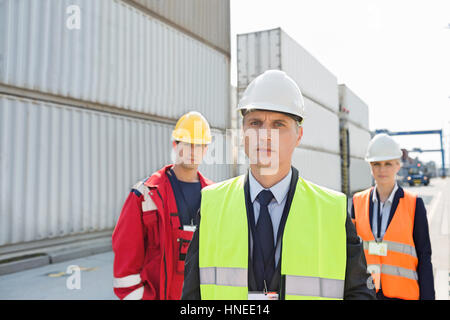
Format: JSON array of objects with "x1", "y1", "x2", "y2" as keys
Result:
[
  {"x1": 369, "y1": 242, "x2": 388, "y2": 256},
  {"x1": 248, "y1": 292, "x2": 279, "y2": 300},
  {"x1": 183, "y1": 225, "x2": 197, "y2": 232}
]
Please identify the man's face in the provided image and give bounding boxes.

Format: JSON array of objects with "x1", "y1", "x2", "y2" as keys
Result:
[
  {"x1": 173, "y1": 141, "x2": 208, "y2": 169},
  {"x1": 370, "y1": 159, "x2": 401, "y2": 185},
  {"x1": 242, "y1": 110, "x2": 303, "y2": 174}
]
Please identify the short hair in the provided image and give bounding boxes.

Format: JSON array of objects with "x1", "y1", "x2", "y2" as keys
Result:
[{"x1": 241, "y1": 108, "x2": 303, "y2": 127}]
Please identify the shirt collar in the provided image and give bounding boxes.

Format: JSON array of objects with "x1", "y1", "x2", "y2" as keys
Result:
[
  {"x1": 248, "y1": 168, "x2": 292, "y2": 205},
  {"x1": 372, "y1": 183, "x2": 398, "y2": 204}
]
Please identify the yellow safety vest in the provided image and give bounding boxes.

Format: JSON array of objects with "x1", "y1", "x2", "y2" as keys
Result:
[{"x1": 199, "y1": 174, "x2": 347, "y2": 300}]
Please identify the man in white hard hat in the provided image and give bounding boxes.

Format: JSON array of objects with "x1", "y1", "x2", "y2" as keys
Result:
[
  {"x1": 351, "y1": 134, "x2": 435, "y2": 300},
  {"x1": 182, "y1": 70, "x2": 375, "y2": 300}
]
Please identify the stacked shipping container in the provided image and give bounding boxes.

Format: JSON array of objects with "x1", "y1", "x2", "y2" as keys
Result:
[
  {"x1": 0, "y1": 6, "x2": 372, "y2": 250},
  {"x1": 339, "y1": 84, "x2": 372, "y2": 194},
  {"x1": 0, "y1": 0, "x2": 231, "y2": 248}
]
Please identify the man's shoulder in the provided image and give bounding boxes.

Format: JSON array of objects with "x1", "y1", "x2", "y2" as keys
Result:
[
  {"x1": 353, "y1": 187, "x2": 372, "y2": 199},
  {"x1": 201, "y1": 175, "x2": 245, "y2": 193},
  {"x1": 299, "y1": 177, "x2": 346, "y2": 200},
  {"x1": 131, "y1": 177, "x2": 151, "y2": 197}
]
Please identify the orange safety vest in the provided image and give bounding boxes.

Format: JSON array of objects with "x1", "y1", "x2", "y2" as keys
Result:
[{"x1": 353, "y1": 187, "x2": 420, "y2": 300}]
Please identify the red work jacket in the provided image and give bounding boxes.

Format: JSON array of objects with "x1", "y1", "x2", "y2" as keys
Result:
[{"x1": 112, "y1": 164, "x2": 213, "y2": 300}]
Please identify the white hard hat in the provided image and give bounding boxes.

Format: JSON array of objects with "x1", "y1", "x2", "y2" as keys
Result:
[
  {"x1": 365, "y1": 133, "x2": 402, "y2": 162},
  {"x1": 237, "y1": 70, "x2": 305, "y2": 122}
]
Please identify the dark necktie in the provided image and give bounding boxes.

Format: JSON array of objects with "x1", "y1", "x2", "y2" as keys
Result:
[{"x1": 253, "y1": 189, "x2": 275, "y2": 291}]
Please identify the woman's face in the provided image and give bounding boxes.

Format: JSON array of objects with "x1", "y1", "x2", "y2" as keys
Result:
[{"x1": 370, "y1": 159, "x2": 401, "y2": 186}]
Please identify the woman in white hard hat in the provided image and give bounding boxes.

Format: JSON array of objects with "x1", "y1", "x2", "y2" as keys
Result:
[{"x1": 351, "y1": 133, "x2": 435, "y2": 300}]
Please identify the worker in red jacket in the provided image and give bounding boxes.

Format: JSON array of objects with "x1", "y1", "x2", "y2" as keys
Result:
[{"x1": 112, "y1": 111, "x2": 214, "y2": 300}]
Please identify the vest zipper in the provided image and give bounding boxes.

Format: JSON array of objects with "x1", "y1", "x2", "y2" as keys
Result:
[{"x1": 156, "y1": 189, "x2": 168, "y2": 300}]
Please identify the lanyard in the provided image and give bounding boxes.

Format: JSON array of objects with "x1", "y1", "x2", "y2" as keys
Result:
[{"x1": 376, "y1": 191, "x2": 382, "y2": 241}]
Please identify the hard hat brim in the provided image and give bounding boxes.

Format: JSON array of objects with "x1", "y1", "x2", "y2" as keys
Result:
[
  {"x1": 237, "y1": 102, "x2": 304, "y2": 119},
  {"x1": 365, "y1": 155, "x2": 402, "y2": 162},
  {"x1": 172, "y1": 136, "x2": 211, "y2": 145}
]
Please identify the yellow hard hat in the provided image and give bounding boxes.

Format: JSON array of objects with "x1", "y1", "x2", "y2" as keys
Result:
[{"x1": 172, "y1": 111, "x2": 212, "y2": 145}]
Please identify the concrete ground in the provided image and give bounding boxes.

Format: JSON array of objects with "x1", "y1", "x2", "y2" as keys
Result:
[
  {"x1": 403, "y1": 177, "x2": 450, "y2": 300},
  {"x1": 0, "y1": 251, "x2": 116, "y2": 299}
]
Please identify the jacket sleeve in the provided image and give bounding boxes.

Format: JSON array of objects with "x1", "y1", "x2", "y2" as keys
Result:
[
  {"x1": 413, "y1": 197, "x2": 435, "y2": 300},
  {"x1": 181, "y1": 210, "x2": 201, "y2": 300},
  {"x1": 112, "y1": 188, "x2": 156, "y2": 300},
  {"x1": 344, "y1": 212, "x2": 377, "y2": 300},
  {"x1": 349, "y1": 197, "x2": 356, "y2": 221}
]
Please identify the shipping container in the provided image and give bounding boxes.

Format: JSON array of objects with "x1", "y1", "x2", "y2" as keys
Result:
[
  {"x1": 234, "y1": 146, "x2": 341, "y2": 193},
  {"x1": 348, "y1": 122, "x2": 371, "y2": 159},
  {"x1": 349, "y1": 157, "x2": 372, "y2": 193},
  {"x1": 301, "y1": 97, "x2": 340, "y2": 154},
  {"x1": 0, "y1": 95, "x2": 232, "y2": 247},
  {"x1": 339, "y1": 84, "x2": 369, "y2": 129},
  {"x1": 237, "y1": 28, "x2": 339, "y2": 113},
  {"x1": 129, "y1": 0, "x2": 230, "y2": 55},
  {"x1": 0, "y1": 0, "x2": 230, "y2": 129},
  {"x1": 338, "y1": 83, "x2": 371, "y2": 195},
  {"x1": 292, "y1": 147, "x2": 341, "y2": 192}
]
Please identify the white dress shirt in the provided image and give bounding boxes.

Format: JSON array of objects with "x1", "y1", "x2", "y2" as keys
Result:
[{"x1": 248, "y1": 168, "x2": 292, "y2": 266}]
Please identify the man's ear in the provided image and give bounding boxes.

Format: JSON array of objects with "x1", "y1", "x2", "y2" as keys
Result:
[{"x1": 296, "y1": 126, "x2": 303, "y2": 147}]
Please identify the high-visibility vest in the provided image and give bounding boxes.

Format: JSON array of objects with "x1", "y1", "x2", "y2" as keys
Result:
[
  {"x1": 353, "y1": 188, "x2": 419, "y2": 300},
  {"x1": 198, "y1": 174, "x2": 347, "y2": 300}
]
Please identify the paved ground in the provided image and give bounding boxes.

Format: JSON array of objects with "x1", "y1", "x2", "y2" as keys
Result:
[
  {"x1": 0, "y1": 177, "x2": 448, "y2": 300},
  {"x1": 0, "y1": 251, "x2": 116, "y2": 299},
  {"x1": 403, "y1": 177, "x2": 450, "y2": 300}
]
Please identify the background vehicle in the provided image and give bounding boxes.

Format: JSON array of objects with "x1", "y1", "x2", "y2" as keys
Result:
[{"x1": 405, "y1": 167, "x2": 430, "y2": 186}]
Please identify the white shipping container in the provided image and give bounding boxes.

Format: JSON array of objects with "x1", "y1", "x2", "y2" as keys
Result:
[
  {"x1": 339, "y1": 84, "x2": 369, "y2": 129},
  {"x1": 292, "y1": 147, "x2": 342, "y2": 192},
  {"x1": 348, "y1": 122, "x2": 371, "y2": 159},
  {"x1": 235, "y1": 145, "x2": 341, "y2": 192},
  {"x1": 349, "y1": 157, "x2": 372, "y2": 193},
  {"x1": 0, "y1": 0, "x2": 230, "y2": 129},
  {"x1": 301, "y1": 97, "x2": 340, "y2": 154},
  {"x1": 0, "y1": 95, "x2": 232, "y2": 247},
  {"x1": 237, "y1": 28, "x2": 339, "y2": 112},
  {"x1": 130, "y1": 0, "x2": 230, "y2": 54}
]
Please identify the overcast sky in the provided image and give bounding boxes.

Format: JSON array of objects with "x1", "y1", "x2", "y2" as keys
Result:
[{"x1": 230, "y1": 0, "x2": 450, "y2": 167}]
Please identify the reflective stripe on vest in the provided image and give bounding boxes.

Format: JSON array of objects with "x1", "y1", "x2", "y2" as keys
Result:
[
  {"x1": 199, "y1": 267, "x2": 247, "y2": 287},
  {"x1": 199, "y1": 174, "x2": 347, "y2": 300},
  {"x1": 363, "y1": 241, "x2": 417, "y2": 258},
  {"x1": 353, "y1": 188, "x2": 419, "y2": 300},
  {"x1": 285, "y1": 275, "x2": 345, "y2": 299},
  {"x1": 367, "y1": 264, "x2": 418, "y2": 281},
  {"x1": 199, "y1": 268, "x2": 346, "y2": 299}
]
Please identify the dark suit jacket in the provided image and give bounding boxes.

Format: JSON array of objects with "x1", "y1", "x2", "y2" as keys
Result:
[
  {"x1": 182, "y1": 168, "x2": 376, "y2": 300},
  {"x1": 350, "y1": 186, "x2": 435, "y2": 300}
]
